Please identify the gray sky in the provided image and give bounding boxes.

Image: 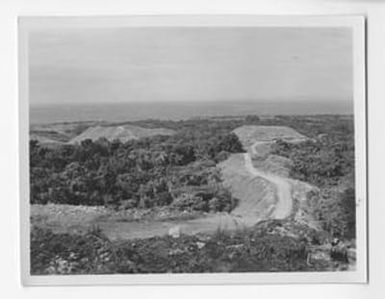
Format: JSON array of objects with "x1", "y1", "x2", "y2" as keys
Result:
[{"x1": 29, "y1": 27, "x2": 353, "y2": 105}]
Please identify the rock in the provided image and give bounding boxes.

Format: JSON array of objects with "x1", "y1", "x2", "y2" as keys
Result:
[
  {"x1": 196, "y1": 241, "x2": 205, "y2": 249},
  {"x1": 310, "y1": 250, "x2": 331, "y2": 262},
  {"x1": 347, "y1": 248, "x2": 356, "y2": 262},
  {"x1": 330, "y1": 242, "x2": 349, "y2": 263},
  {"x1": 168, "y1": 225, "x2": 181, "y2": 238}
]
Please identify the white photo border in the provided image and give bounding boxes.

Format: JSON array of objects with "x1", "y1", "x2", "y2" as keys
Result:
[{"x1": 18, "y1": 15, "x2": 367, "y2": 286}]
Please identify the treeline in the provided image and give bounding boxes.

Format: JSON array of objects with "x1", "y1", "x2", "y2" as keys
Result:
[{"x1": 30, "y1": 124, "x2": 244, "y2": 211}]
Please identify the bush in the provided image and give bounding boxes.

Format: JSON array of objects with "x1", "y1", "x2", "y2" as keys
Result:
[
  {"x1": 172, "y1": 194, "x2": 209, "y2": 212},
  {"x1": 171, "y1": 185, "x2": 236, "y2": 213}
]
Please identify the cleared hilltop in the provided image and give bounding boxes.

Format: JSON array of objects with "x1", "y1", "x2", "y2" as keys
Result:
[
  {"x1": 30, "y1": 122, "x2": 176, "y2": 145},
  {"x1": 69, "y1": 125, "x2": 175, "y2": 144},
  {"x1": 233, "y1": 125, "x2": 308, "y2": 148}
]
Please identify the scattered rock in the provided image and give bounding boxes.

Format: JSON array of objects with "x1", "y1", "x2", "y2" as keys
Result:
[{"x1": 168, "y1": 226, "x2": 181, "y2": 238}]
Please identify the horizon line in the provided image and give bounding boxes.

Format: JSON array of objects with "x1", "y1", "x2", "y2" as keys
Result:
[{"x1": 30, "y1": 98, "x2": 353, "y2": 107}]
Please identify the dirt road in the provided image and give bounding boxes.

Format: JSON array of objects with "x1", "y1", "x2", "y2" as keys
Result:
[
  {"x1": 102, "y1": 141, "x2": 296, "y2": 239},
  {"x1": 103, "y1": 143, "x2": 294, "y2": 239},
  {"x1": 245, "y1": 142, "x2": 292, "y2": 219}
]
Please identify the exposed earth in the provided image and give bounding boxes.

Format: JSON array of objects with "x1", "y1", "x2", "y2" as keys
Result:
[
  {"x1": 30, "y1": 122, "x2": 176, "y2": 145},
  {"x1": 69, "y1": 125, "x2": 175, "y2": 144}
]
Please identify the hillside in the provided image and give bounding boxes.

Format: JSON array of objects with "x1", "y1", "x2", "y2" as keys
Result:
[
  {"x1": 68, "y1": 125, "x2": 175, "y2": 144},
  {"x1": 29, "y1": 115, "x2": 356, "y2": 274}
]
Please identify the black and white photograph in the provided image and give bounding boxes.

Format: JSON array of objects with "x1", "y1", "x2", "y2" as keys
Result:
[{"x1": 18, "y1": 16, "x2": 367, "y2": 285}]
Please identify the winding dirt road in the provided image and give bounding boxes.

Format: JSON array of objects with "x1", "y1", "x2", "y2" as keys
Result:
[
  {"x1": 91, "y1": 141, "x2": 294, "y2": 239},
  {"x1": 32, "y1": 140, "x2": 295, "y2": 240}
]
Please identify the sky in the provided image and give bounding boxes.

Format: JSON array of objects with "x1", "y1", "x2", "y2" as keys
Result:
[{"x1": 29, "y1": 27, "x2": 353, "y2": 105}]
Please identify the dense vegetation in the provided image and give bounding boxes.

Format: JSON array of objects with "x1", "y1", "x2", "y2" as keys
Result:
[
  {"x1": 30, "y1": 115, "x2": 357, "y2": 274},
  {"x1": 30, "y1": 120, "x2": 245, "y2": 211},
  {"x1": 272, "y1": 125, "x2": 354, "y2": 187},
  {"x1": 30, "y1": 115, "x2": 356, "y2": 223},
  {"x1": 31, "y1": 220, "x2": 336, "y2": 275},
  {"x1": 270, "y1": 117, "x2": 356, "y2": 239}
]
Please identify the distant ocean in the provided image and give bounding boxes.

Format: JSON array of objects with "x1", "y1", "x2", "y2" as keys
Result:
[{"x1": 30, "y1": 100, "x2": 353, "y2": 125}]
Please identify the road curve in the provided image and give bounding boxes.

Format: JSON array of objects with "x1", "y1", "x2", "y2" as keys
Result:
[
  {"x1": 101, "y1": 141, "x2": 294, "y2": 239},
  {"x1": 244, "y1": 141, "x2": 293, "y2": 219}
]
